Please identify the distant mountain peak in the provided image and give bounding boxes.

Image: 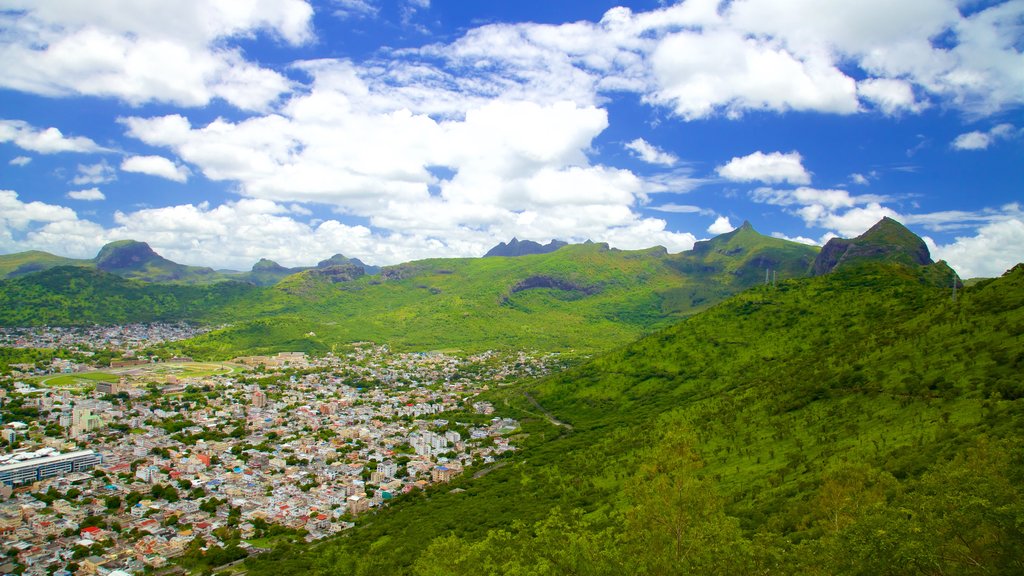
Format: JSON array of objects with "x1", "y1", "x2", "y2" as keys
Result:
[
  {"x1": 94, "y1": 240, "x2": 165, "y2": 270},
  {"x1": 251, "y1": 258, "x2": 288, "y2": 272},
  {"x1": 812, "y1": 217, "x2": 936, "y2": 277},
  {"x1": 484, "y1": 238, "x2": 568, "y2": 257}
]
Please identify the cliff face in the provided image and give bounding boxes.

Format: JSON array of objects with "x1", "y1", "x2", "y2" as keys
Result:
[{"x1": 812, "y1": 217, "x2": 932, "y2": 276}]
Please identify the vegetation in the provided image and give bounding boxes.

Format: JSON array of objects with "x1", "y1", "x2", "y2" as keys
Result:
[
  {"x1": 0, "y1": 226, "x2": 820, "y2": 357},
  {"x1": 238, "y1": 261, "x2": 1024, "y2": 575}
]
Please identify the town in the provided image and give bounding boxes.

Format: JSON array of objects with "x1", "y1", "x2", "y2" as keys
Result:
[{"x1": 0, "y1": 331, "x2": 562, "y2": 575}]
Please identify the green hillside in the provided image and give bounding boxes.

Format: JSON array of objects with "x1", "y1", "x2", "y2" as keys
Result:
[
  {"x1": 0, "y1": 250, "x2": 91, "y2": 278},
  {"x1": 0, "y1": 266, "x2": 260, "y2": 326},
  {"x1": 171, "y1": 234, "x2": 817, "y2": 357},
  {"x1": 240, "y1": 261, "x2": 1024, "y2": 575}
]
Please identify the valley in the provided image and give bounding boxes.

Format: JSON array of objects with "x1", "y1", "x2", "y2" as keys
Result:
[{"x1": 0, "y1": 218, "x2": 1020, "y2": 575}]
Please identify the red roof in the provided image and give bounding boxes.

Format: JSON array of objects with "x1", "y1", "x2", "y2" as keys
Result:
[{"x1": 81, "y1": 526, "x2": 101, "y2": 534}]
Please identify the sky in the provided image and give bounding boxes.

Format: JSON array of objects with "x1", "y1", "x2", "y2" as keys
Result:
[{"x1": 0, "y1": 0, "x2": 1022, "y2": 278}]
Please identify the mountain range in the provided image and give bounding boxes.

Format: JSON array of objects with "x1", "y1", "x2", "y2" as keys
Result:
[
  {"x1": 0, "y1": 240, "x2": 379, "y2": 286},
  {"x1": 0, "y1": 219, "x2": 964, "y2": 357}
]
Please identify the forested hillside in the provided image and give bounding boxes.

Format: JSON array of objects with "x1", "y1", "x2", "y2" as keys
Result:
[{"x1": 240, "y1": 261, "x2": 1024, "y2": 575}]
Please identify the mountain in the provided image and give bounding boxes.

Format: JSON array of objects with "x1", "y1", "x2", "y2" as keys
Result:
[
  {"x1": 241, "y1": 261, "x2": 1024, "y2": 576},
  {"x1": 317, "y1": 253, "x2": 380, "y2": 275},
  {"x1": 93, "y1": 240, "x2": 224, "y2": 284},
  {"x1": 175, "y1": 230, "x2": 821, "y2": 357},
  {"x1": 484, "y1": 237, "x2": 568, "y2": 257},
  {"x1": 811, "y1": 216, "x2": 954, "y2": 280},
  {"x1": 662, "y1": 220, "x2": 819, "y2": 309},
  {"x1": 0, "y1": 250, "x2": 91, "y2": 279},
  {"x1": 230, "y1": 259, "x2": 308, "y2": 287},
  {"x1": 0, "y1": 218, "x2": 959, "y2": 359}
]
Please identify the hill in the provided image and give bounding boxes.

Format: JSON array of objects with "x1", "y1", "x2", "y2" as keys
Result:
[
  {"x1": 663, "y1": 220, "x2": 819, "y2": 309},
  {"x1": 240, "y1": 261, "x2": 1024, "y2": 576},
  {"x1": 93, "y1": 240, "x2": 224, "y2": 284},
  {"x1": 0, "y1": 250, "x2": 91, "y2": 278},
  {"x1": 172, "y1": 231, "x2": 817, "y2": 358},
  {"x1": 1, "y1": 225, "x2": 822, "y2": 356},
  {"x1": 0, "y1": 266, "x2": 260, "y2": 325}
]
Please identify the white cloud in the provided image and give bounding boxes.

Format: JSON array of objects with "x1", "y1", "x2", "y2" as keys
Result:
[
  {"x1": 926, "y1": 218, "x2": 1024, "y2": 278},
  {"x1": 952, "y1": 123, "x2": 1017, "y2": 150},
  {"x1": 650, "y1": 203, "x2": 713, "y2": 215},
  {"x1": 119, "y1": 88, "x2": 694, "y2": 259},
  {"x1": 717, "y1": 151, "x2": 811, "y2": 185},
  {"x1": 0, "y1": 0, "x2": 314, "y2": 110},
  {"x1": 0, "y1": 190, "x2": 80, "y2": 242},
  {"x1": 707, "y1": 216, "x2": 735, "y2": 235},
  {"x1": 951, "y1": 131, "x2": 991, "y2": 150},
  {"x1": 625, "y1": 138, "x2": 677, "y2": 166},
  {"x1": 332, "y1": 0, "x2": 379, "y2": 20},
  {"x1": 72, "y1": 161, "x2": 116, "y2": 185},
  {"x1": 0, "y1": 119, "x2": 107, "y2": 154},
  {"x1": 751, "y1": 186, "x2": 899, "y2": 236},
  {"x1": 67, "y1": 188, "x2": 106, "y2": 201},
  {"x1": 850, "y1": 173, "x2": 870, "y2": 185},
  {"x1": 9, "y1": 156, "x2": 31, "y2": 166},
  {"x1": 771, "y1": 231, "x2": 818, "y2": 245},
  {"x1": 649, "y1": 29, "x2": 859, "y2": 119},
  {"x1": 121, "y1": 155, "x2": 191, "y2": 183},
  {"x1": 857, "y1": 78, "x2": 925, "y2": 115}
]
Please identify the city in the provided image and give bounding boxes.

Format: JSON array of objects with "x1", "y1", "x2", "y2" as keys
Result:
[{"x1": 0, "y1": 331, "x2": 561, "y2": 575}]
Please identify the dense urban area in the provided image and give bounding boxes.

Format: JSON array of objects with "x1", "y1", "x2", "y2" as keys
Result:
[{"x1": 0, "y1": 324, "x2": 561, "y2": 575}]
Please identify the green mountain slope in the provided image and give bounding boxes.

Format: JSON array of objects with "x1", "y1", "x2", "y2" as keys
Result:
[
  {"x1": 175, "y1": 235, "x2": 815, "y2": 357},
  {"x1": 0, "y1": 250, "x2": 91, "y2": 278},
  {"x1": 0, "y1": 266, "x2": 260, "y2": 325},
  {"x1": 663, "y1": 220, "x2": 819, "y2": 309},
  {"x1": 244, "y1": 261, "x2": 1024, "y2": 575}
]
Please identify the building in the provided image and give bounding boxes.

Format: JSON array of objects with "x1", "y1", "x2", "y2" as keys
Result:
[
  {"x1": 0, "y1": 450, "x2": 103, "y2": 486},
  {"x1": 95, "y1": 378, "x2": 130, "y2": 396},
  {"x1": 251, "y1": 389, "x2": 267, "y2": 409},
  {"x1": 71, "y1": 406, "x2": 104, "y2": 437}
]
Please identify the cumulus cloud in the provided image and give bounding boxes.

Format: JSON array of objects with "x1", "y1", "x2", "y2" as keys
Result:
[
  {"x1": 771, "y1": 231, "x2": 818, "y2": 245},
  {"x1": 926, "y1": 217, "x2": 1024, "y2": 278},
  {"x1": 0, "y1": 119, "x2": 107, "y2": 154},
  {"x1": 857, "y1": 78, "x2": 925, "y2": 115},
  {"x1": 717, "y1": 151, "x2": 811, "y2": 185},
  {"x1": 72, "y1": 161, "x2": 116, "y2": 185},
  {"x1": 707, "y1": 216, "x2": 735, "y2": 235},
  {"x1": 117, "y1": 79, "x2": 699, "y2": 260},
  {"x1": 121, "y1": 155, "x2": 191, "y2": 183},
  {"x1": 0, "y1": 0, "x2": 314, "y2": 110},
  {"x1": 67, "y1": 188, "x2": 106, "y2": 201},
  {"x1": 951, "y1": 123, "x2": 1017, "y2": 150},
  {"x1": 0, "y1": 190, "x2": 81, "y2": 253},
  {"x1": 9, "y1": 156, "x2": 31, "y2": 166},
  {"x1": 751, "y1": 186, "x2": 899, "y2": 236},
  {"x1": 625, "y1": 138, "x2": 677, "y2": 166}
]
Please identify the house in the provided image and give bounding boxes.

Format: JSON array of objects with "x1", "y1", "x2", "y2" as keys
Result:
[{"x1": 80, "y1": 525, "x2": 106, "y2": 540}]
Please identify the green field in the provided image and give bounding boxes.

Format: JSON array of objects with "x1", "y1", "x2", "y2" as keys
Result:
[
  {"x1": 41, "y1": 372, "x2": 118, "y2": 387},
  {"x1": 35, "y1": 361, "x2": 239, "y2": 388}
]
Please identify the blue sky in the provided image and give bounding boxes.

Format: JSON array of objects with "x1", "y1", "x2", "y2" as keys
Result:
[{"x1": 0, "y1": 0, "x2": 1021, "y2": 277}]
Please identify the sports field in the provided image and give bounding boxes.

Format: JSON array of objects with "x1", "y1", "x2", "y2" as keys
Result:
[{"x1": 36, "y1": 361, "x2": 241, "y2": 390}]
